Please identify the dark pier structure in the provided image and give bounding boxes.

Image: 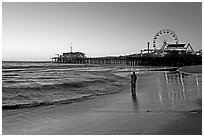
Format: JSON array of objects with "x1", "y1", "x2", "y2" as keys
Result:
[
  {"x1": 51, "y1": 29, "x2": 202, "y2": 67},
  {"x1": 51, "y1": 54, "x2": 201, "y2": 67}
]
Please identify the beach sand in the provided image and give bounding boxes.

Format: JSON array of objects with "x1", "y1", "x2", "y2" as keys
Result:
[{"x1": 2, "y1": 66, "x2": 202, "y2": 135}]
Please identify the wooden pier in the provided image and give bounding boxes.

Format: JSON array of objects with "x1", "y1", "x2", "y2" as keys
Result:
[{"x1": 51, "y1": 55, "x2": 201, "y2": 67}]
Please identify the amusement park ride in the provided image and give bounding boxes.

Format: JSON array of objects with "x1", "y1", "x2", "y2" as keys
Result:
[{"x1": 140, "y1": 29, "x2": 199, "y2": 57}]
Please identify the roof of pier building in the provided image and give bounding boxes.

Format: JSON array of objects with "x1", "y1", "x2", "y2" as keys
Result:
[
  {"x1": 63, "y1": 52, "x2": 86, "y2": 58},
  {"x1": 164, "y1": 44, "x2": 186, "y2": 51},
  {"x1": 164, "y1": 43, "x2": 195, "y2": 53}
]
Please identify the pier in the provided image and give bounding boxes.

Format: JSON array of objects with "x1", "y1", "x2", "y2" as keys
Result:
[
  {"x1": 51, "y1": 29, "x2": 202, "y2": 67},
  {"x1": 51, "y1": 54, "x2": 201, "y2": 67}
]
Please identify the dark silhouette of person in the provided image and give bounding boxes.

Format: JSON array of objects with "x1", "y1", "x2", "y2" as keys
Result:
[{"x1": 130, "y1": 72, "x2": 137, "y2": 96}]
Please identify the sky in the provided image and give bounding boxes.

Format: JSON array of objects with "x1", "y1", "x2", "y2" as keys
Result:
[{"x1": 2, "y1": 2, "x2": 202, "y2": 61}]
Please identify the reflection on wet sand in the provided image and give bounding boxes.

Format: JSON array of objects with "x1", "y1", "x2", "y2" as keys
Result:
[
  {"x1": 131, "y1": 95, "x2": 137, "y2": 103},
  {"x1": 131, "y1": 95, "x2": 139, "y2": 114},
  {"x1": 131, "y1": 81, "x2": 139, "y2": 113},
  {"x1": 196, "y1": 75, "x2": 201, "y2": 97},
  {"x1": 179, "y1": 73, "x2": 186, "y2": 100},
  {"x1": 156, "y1": 72, "x2": 202, "y2": 110},
  {"x1": 130, "y1": 70, "x2": 201, "y2": 113}
]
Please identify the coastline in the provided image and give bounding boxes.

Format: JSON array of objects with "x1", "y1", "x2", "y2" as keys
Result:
[
  {"x1": 3, "y1": 65, "x2": 202, "y2": 135},
  {"x1": 3, "y1": 65, "x2": 201, "y2": 110},
  {"x1": 2, "y1": 69, "x2": 128, "y2": 110}
]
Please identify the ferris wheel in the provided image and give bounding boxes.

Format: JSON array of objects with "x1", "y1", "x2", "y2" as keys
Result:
[{"x1": 153, "y1": 29, "x2": 178, "y2": 50}]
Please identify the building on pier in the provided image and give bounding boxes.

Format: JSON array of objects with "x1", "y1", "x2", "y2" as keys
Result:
[{"x1": 51, "y1": 51, "x2": 86, "y2": 63}]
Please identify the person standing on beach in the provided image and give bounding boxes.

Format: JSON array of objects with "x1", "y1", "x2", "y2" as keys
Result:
[{"x1": 130, "y1": 72, "x2": 137, "y2": 96}]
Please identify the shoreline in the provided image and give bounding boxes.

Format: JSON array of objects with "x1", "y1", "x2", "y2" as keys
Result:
[
  {"x1": 2, "y1": 87, "x2": 124, "y2": 110},
  {"x1": 3, "y1": 68, "x2": 202, "y2": 135},
  {"x1": 2, "y1": 72, "x2": 128, "y2": 110},
  {"x1": 3, "y1": 65, "x2": 202, "y2": 110}
]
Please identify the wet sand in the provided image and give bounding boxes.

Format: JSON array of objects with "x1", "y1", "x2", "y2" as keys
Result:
[
  {"x1": 2, "y1": 67, "x2": 202, "y2": 135},
  {"x1": 180, "y1": 65, "x2": 202, "y2": 74}
]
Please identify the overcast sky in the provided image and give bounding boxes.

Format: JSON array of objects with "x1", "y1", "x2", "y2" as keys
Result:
[{"x1": 2, "y1": 2, "x2": 202, "y2": 61}]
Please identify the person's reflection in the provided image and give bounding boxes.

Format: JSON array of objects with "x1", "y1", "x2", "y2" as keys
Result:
[
  {"x1": 132, "y1": 95, "x2": 137, "y2": 103},
  {"x1": 131, "y1": 95, "x2": 139, "y2": 114}
]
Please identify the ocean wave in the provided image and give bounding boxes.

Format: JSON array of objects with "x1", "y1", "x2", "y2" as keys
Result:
[
  {"x1": 35, "y1": 76, "x2": 57, "y2": 80},
  {"x1": 2, "y1": 78, "x2": 124, "y2": 109},
  {"x1": 2, "y1": 62, "x2": 128, "y2": 109},
  {"x1": 2, "y1": 69, "x2": 25, "y2": 73},
  {"x1": 2, "y1": 62, "x2": 98, "y2": 70},
  {"x1": 2, "y1": 79, "x2": 112, "y2": 92},
  {"x1": 2, "y1": 74, "x2": 19, "y2": 77},
  {"x1": 3, "y1": 80, "x2": 18, "y2": 84},
  {"x1": 2, "y1": 94, "x2": 95, "y2": 109}
]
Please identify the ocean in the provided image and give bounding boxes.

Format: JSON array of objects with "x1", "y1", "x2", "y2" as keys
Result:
[
  {"x1": 2, "y1": 61, "x2": 145, "y2": 108},
  {"x1": 3, "y1": 61, "x2": 108, "y2": 89},
  {"x1": 2, "y1": 61, "x2": 202, "y2": 110}
]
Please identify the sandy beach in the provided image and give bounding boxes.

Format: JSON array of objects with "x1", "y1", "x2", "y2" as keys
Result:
[{"x1": 2, "y1": 65, "x2": 202, "y2": 135}]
